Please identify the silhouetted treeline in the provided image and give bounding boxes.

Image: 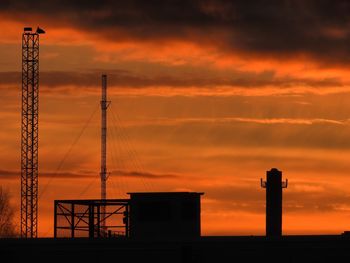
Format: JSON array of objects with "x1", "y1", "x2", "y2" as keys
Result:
[{"x1": 0, "y1": 186, "x2": 17, "y2": 237}]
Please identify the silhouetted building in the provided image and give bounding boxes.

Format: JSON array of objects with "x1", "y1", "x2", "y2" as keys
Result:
[
  {"x1": 54, "y1": 192, "x2": 203, "y2": 239},
  {"x1": 261, "y1": 168, "x2": 288, "y2": 237},
  {"x1": 128, "y1": 192, "x2": 203, "y2": 239}
]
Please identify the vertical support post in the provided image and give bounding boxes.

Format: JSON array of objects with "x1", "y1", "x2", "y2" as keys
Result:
[
  {"x1": 54, "y1": 201, "x2": 57, "y2": 238},
  {"x1": 100, "y1": 74, "x2": 107, "y2": 201},
  {"x1": 89, "y1": 205, "x2": 94, "y2": 238},
  {"x1": 71, "y1": 204, "x2": 75, "y2": 238},
  {"x1": 97, "y1": 205, "x2": 101, "y2": 237},
  {"x1": 261, "y1": 168, "x2": 288, "y2": 237},
  {"x1": 125, "y1": 205, "x2": 129, "y2": 238},
  {"x1": 100, "y1": 74, "x2": 108, "y2": 233}
]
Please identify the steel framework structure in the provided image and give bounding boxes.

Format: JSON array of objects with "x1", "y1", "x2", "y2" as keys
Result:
[
  {"x1": 54, "y1": 199, "x2": 129, "y2": 238},
  {"x1": 21, "y1": 27, "x2": 44, "y2": 238}
]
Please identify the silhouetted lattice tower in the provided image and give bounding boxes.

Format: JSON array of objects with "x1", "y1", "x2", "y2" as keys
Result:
[
  {"x1": 100, "y1": 74, "x2": 110, "y2": 231},
  {"x1": 21, "y1": 27, "x2": 45, "y2": 238}
]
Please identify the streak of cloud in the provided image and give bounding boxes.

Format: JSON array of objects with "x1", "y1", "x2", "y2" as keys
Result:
[
  {"x1": 0, "y1": 71, "x2": 343, "y2": 93},
  {"x1": 0, "y1": 169, "x2": 179, "y2": 180}
]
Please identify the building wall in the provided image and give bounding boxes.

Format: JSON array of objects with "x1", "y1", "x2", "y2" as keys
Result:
[{"x1": 128, "y1": 192, "x2": 202, "y2": 239}]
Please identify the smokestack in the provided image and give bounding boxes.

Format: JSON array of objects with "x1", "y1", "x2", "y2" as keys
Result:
[{"x1": 261, "y1": 168, "x2": 288, "y2": 237}]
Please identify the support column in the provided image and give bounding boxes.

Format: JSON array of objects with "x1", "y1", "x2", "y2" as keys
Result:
[{"x1": 261, "y1": 168, "x2": 288, "y2": 237}]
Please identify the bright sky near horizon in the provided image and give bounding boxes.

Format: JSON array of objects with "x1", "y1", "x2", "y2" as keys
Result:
[{"x1": 2, "y1": 1, "x2": 350, "y2": 236}]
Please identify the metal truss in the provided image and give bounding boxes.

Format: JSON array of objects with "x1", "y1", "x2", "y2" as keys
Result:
[
  {"x1": 54, "y1": 199, "x2": 129, "y2": 238},
  {"x1": 21, "y1": 29, "x2": 40, "y2": 238}
]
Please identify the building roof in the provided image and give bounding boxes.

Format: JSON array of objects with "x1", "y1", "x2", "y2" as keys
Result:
[{"x1": 127, "y1": 192, "x2": 204, "y2": 196}]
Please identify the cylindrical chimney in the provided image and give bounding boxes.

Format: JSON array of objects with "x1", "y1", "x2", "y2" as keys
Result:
[{"x1": 261, "y1": 168, "x2": 288, "y2": 237}]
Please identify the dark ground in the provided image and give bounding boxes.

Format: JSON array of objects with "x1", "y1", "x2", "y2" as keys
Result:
[{"x1": 2, "y1": 235, "x2": 350, "y2": 263}]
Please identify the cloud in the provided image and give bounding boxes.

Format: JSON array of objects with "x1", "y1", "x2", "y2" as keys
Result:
[
  {"x1": 134, "y1": 117, "x2": 346, "y2": 126},
  {"x1": 285, "y1": 183, "x2": 350, "y2": 213},
  {"x1": 0, "y1": 169, "x2": 18, "y2": 178},
  {"x1": 0, "y1": 169, "x2": 178, "y2": 180},
  {"x1": 204, "y1": 181, "x2": 350, "y2": 214},
  {"x1": 0, "y1": 70, "x2": 343, "y2": 92},
  {"x1": 121, "y1": 116, "x2": 350, "y2": 150},
  {"x1": 0, "y1": 169, "x2": 93, "y2": 179},
  {"x1": 110, "y1": 169, "x2": 179, "y2": 179},
  {"x1": 2, "y1": 1, "x2": 350, "y2": 64}
]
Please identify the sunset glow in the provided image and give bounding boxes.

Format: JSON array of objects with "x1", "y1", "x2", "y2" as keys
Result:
[{"x1": 2, "y1": 1, "x2": 350, "y2": 237}]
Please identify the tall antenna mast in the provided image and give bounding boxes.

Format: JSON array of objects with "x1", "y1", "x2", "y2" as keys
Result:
[
  {"x1": 21, "y1": 26, "x2": 45, "y2": 238},
  {"x1": 100, "y1": 74, "x2": 109, "y2": 230}
]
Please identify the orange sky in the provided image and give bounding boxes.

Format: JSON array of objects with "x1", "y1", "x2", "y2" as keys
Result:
[{"x1": 2, "y1": 1, "x2": 350, "y2": 236}]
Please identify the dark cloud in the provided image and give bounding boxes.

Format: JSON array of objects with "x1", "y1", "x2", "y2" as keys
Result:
[
  {"x1": 0, "y1": 169, "x2": 18, "y2": 178},
  {"x1": 0, "y1": 169, "x2": 177, "y2": 179},
  {"x1": 0, "y1": 169, "x2": 92, "y2": 179},
  {"x1": 0, "y1": 70, "x2": 342, "y2": 89},
  {"x1": 2, "y1": 0, "x2": 350, "y2": 64},
  {"x1": 110, "y1": 169, "x2": 179, "y2": 179}
]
